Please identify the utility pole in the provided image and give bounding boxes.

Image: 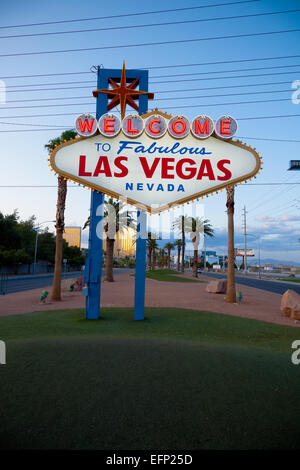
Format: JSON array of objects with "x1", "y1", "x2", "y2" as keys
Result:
[
  {"x1": 226, "y1": 187, "x2": 236, "y2": 303},
  {"x1": 242, "y1": 206, "x2": 248, "y2": 272},
  {"x1": 258, "y1": 237, "x2": 261, "y2": 279}
]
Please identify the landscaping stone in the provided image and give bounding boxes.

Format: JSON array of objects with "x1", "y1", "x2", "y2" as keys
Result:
[
  {"x1": 73, "y1": 277, "x2": 84, "y2": 291},
  {"x1": 61, "y1": 278, "x2": 77, "y2": 291},
  {"x1": 205, "y1": 279, "x2": 227, "y2": 294},
  {"x1": 280, "y1": 289, "x2": 300, "y2": 320}
]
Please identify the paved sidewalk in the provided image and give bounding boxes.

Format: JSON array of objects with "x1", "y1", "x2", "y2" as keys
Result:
[{"x1": 0, "y1": 271, "x2": 298, "y2": 327}]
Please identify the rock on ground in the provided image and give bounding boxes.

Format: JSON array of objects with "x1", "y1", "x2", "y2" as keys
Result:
[
  {"x1": 205, "y1": 279, "x2": 227, "y2": 294},
  {"x1": 281, "y1": 289, "x2": 300, "y2": 320}
]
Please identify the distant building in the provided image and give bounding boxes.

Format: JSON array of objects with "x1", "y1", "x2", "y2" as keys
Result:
[
  {"x1": 103, "y1": 227, "x2": 136, "y2": 258},
  {"x1": 198, "y1": 250, "x2": 220, "y2": 265},
  {"x1": 278, "y1": 264, "x2": 293, "y2": 270},
  {"x1": 291, "y1": 267, "x2": 300, "y2": 273},
  {"x1": 263, "y1": 264, "x2": 274, "y2": 271},
  {"x1": 63, "y1": 226, "x2": 81, "y2": 248}
]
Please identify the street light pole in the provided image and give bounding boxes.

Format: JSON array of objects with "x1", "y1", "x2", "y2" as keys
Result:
[
  {"x1": 246, "y1": 233, "x2": 261, "y2": 279},
  {"x1": 33, "y1": 229, "x2": 39, "y2": 274},
  {"x1": 242, "y1": 206, "x2": 247, "y2": 272},
  {"x1": 33, "y1": 220, "x2": 55, "y2": 274},
  {"x1": 258, "y1": 236, "x2": 261, "y2": 279}
]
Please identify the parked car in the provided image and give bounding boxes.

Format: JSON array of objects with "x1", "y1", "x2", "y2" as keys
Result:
[{"x1": 197, "y1": 268, "x2": 202, "y2": 273}]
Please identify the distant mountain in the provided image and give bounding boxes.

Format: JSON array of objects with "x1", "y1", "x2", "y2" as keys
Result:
[{"x1": 247, "y1": 258, "x2": 300, "y2": 268}]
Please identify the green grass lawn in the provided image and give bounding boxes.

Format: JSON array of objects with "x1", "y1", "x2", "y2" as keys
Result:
[
  {"x1": 132, "y1": 268, "x2": 204, "y2": 282},
  {"x1": 277, "y1": 278, "x2": 300, "y2": 283},
  {"x1": 0, "y1": 307, "x2": 300, "y2": 450}
]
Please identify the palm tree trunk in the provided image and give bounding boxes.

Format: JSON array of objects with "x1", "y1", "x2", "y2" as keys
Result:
[
  {"x1": 226, "y1": 187, "x2": 236, "y2": 303},
  {"x1": 105, "y1": 237, "x2": 115, "y2": 282},
  {"x1": 51, "y1": 176, "x2": 67, "y2": 301},
  {"x1": 177, "y1": 246, "x2": 181, "y2": 271},
  {"x1": 148, "y1": 248, "x2": 152, "y2": 269},
  {"x1": 152, "y1": 250, "x2": 156, "y2": 270},
  {"x1": 167, "y1": 248, "x2": 171, "y2": 269},
  {"x1": 181, "y1": 218, "x2": 185, "y2": 273},
  {"x1": 193, "y1": 248, "x2": 198, "y2": 278}
]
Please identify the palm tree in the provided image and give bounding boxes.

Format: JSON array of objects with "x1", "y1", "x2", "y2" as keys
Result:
[
  {"x1": 147, "y1": 232, "x2": 153, "y2": 268},
  {"x1": 83, "y1": 198, "x2": 135, "y2": 282},
  {"x1": 226, "y1": 187, "x2": 236, "y2": 302},
  {"x1": 164, "y1": 242, "x2": 174, "y2": 269},
  {"x1": 173, "y1": 215, "x2": 190, "y2": 273},
  {"x1": 158, "y1": 248, "x2": 166, "y2": 268},
  {"x1": 152, "y1": 244, "x2": 159, "y2": 270},
  {"x1": 174, "y1": 239, "x2": 182, "y2": 272},
  {"x1": 147, "y1": 240, "x2": 152, "y2": 268},
  {"x1": 45, "y1": 129, "x2": 77, "y2": 301},
  {"x1": 186, "y1": 217, "x2": 214, "y2": 278},
  {"x1": 147, "y1": 235, "x2": 159, "y2": 270},
  {"x1": 145, "y1": 232, "x2": 159, "y2": 269}
]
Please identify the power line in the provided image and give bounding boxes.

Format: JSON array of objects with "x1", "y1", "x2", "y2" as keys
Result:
[
  {"x1": 0, "y1": 82, "x2": 293, "y2": 105},
  {"x1": 0, "y1": 88, "x2": 291, "y2": 109},
  {"x1": 248, "y1": 184, "x2": 300, "y2": 214},
  {"x1": 2, "y1": 54, "x2": 300, "y2": 80},
  {"x1": 246, "y1": 173, "x2": 300, "y2": 212},
  {"x1": 0, "y1": 9, "x2": 298, "y2": 40},
  {"x1": 237, "y1": 113, "x2": 300, "y2": 121},
  {"x1": 0, "y1": 185, "x2": 80, "y2": 187},
  {"x1": 0, "y1": 1, "x2": 258, "y2": 29},
  {"x1": 5, "y1": 80, "x2": 95, "y2": 89},
  {"x1": 4, "y1": 63, "x2": 300, "y2": 90},
  {"x1": 0, "y1": 128, "x2": 69, "y2": 133},
  {"x1": 2, "y1": 111, "x2": 300, "y2": 120},
  {"x1": 160, "y1": 88, "x2": 290, "y2": 100},
  {"x1": 251, "y1": 193, "x2": 299, "y2": 217},
  {"x1": 262, "y1": 199, "x2": 300, "y2": 219},
  {"x1": 4, "y1": 70, "x2": 300, "y2": 94},
  {"x1": 0, "y1": 28, "x2": 299, "y2": 58},
  {"x1": 152, "y1": 69, "x2": 300, "y2": 85},
  {"x1": 241, "y1": 183, "x2": 300, "y2": 185},
  {"x1": 152, "y1": 63, "x2": 300, "y2": 78},
  {"x1": 0, "y1": 96, "x2": 293, "y2": 112},
  {"x1": 0, "y1": 122, "x2": 300, "y2": 143},
  {"x1": 160, "y1": 97, "x2": 292, "y2": 109},
  {"x1": 0, "y1": 121, "x2": 66, "y2": 127},
  {"x1": 237, "y1": 136, "x2": 300, "y2": 143}
]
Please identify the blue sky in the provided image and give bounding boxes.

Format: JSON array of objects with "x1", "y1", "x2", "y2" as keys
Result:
[{"x1": 1, "y1": 0, "x2": 300, "y2": 263}]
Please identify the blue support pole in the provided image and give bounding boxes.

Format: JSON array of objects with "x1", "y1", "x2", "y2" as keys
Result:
[
  {"x1": 84, "y1": 191, "x2": 104, "y2": 319},
  {"x1": 134, "y1": 70, "x2": 149, "y2": 321},
  {"x1": 85, "y1": 66, "x2": 149, "y2": 320},
  {"x1": 84, "y1": 67, "x2": 108, "y2": 320},
  {"x1": 134, "y1": 210, "x2": 147, "y2": 320}
]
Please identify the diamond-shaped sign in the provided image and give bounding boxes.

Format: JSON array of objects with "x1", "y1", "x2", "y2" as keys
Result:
[{"x1": 50, "y1": 113, "x2": 261, "y2": 214}]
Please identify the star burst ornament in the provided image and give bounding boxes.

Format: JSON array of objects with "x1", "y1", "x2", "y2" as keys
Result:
[{"x1": 92, "y1": 61, "x2": 154, "y2": 120}]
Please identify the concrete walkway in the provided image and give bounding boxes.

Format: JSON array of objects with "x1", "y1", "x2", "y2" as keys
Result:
[{"x1": 0, "y1": 271, "x2": 298, "y2": 328}]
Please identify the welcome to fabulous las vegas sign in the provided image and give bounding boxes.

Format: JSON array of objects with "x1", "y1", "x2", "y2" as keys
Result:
[{"x1": 49, "y1": 110, "x2": 262, "y2": 214}]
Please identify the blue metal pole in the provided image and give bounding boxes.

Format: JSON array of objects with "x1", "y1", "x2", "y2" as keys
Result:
[
  {"x1": 84, "y1": 66, "x2": 149, "y2": 320},
  {"x1": 134, "y1": 209, "x2": 147, "y2": 320},
  {"x1": 84, "y1": 67, "x2": 108, "y2": 319},
  {"x1": 134, "y1": 71, "x2": 149, "y2": 321}
]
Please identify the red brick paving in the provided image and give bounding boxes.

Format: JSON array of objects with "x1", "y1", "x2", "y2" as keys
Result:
[{"x1": 0, "y1": 271, "x2": 298, "y2": 328}]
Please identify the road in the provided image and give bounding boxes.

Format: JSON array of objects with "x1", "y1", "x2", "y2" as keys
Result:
[
  {"x1": 202, "y1": 272, "x2": 300, "y2": 295},
  {"x1": 1, "y1": 268, "x2": 132, "y2": 294},
  {"x1": 3, "y1": 269, "x2": 299, "y2": 296},
  {"x1": 2, "y1": 272, "x2": 83, "y2": 295}
]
